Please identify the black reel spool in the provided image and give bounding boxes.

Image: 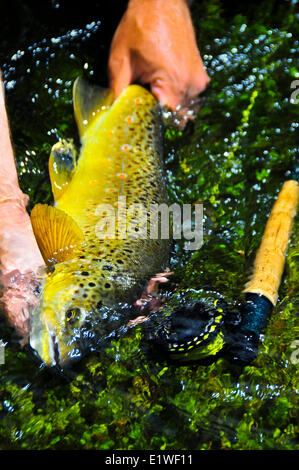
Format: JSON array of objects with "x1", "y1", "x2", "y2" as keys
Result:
[
  {"x1": 143, "y1": 290, "x2": 274, "y2": 366},
  {"x1": 143, "y1": 293, "x2": 229, "y2": 363}
]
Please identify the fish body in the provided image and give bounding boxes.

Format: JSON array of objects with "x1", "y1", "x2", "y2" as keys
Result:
[{"x1": 30, "y1": 79, "x2": 168, "y2": 366}]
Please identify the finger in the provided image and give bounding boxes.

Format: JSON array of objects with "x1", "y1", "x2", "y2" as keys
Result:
[
  {"x1": 151, "y1": 79, "x2": 184, "y2": 111},
  {"x1": 189, "y1": 58, "x2": 210, "y2": 96},
  {"x1": 192, "y1": 72, "x2": 210, "y2": 96},
  {"x1": 108, "y1": 53, "x2": 133, "y2": 99}
]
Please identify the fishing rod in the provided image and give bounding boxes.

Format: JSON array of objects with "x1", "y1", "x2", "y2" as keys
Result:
[
  {"x1": 144, "y1": 175, "x2": 299, "y2": 365},
  {"x1": 228, "y1": 177, "x2": 299, "y2": 364}
]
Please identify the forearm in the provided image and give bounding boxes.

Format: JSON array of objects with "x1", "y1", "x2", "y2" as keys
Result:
[
  {"x1": 0, "y1": 73, "x2": 44, "y2": 339},
  {"x1": 0, "y1": 73, "x2": 44, "y2": 275},
  {"x1": 0, "y1": 74, "x2": 24, "y2": 197}
]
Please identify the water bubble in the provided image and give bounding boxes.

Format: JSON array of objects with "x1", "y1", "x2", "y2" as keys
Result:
[
  {"x1": 51, "y1": 37, "x2": 61, "y2": 44},
  {"x1": 6, "y1": 80, "x2": 16, "y2": 90}
]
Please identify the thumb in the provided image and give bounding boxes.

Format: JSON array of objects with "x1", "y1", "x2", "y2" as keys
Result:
[{"x1": 108, "y1": 53, "x2": 133, "y2": 100}]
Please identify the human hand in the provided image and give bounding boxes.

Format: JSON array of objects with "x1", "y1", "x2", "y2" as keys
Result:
[
  {"x1": 108, "y1": 0, "x2": 210, "y2": 128},
  {"x1": 0, "y1": 70, "x2": 45, "y2": 339}
]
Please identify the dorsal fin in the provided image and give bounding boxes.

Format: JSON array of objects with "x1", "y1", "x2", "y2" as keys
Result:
[
  {"x1": 73, "y1": 77, "x2": 114, "y2": 138},
  {"x1": 31, "y1": 204, "x2": 84, "y2": 267}
]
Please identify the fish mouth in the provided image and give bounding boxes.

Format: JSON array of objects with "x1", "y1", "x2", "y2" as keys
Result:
[
  {"x1": 50, "y1": 333, "x2": 61, "y2": 366},
  {"x1": 30, "y1": 310, "x2": 90, "y2": 368},
  {"x1": 30, "y1": 310, "x2": 65, "y2": 367},
  {"x1": 45, "y1": 323, "x2": 90, "y2": 368},
  {"x1": 29, "y1": 326, "x2": 61, "y2": 367},
  {"x1": 30, "y1": 328, "x2": 73, "y2": 368},
  {"x1": 30, "y1": 301, "x2": 77, "y2": 367}
]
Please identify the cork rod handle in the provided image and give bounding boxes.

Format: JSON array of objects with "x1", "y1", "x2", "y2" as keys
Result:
[{"x1": 243, "y1": 180, "x2": 299, "y2": 305}]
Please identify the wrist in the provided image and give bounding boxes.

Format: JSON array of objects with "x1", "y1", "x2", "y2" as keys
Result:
[
  {"x1": 128, "y1": 0, "x2": 190, "y2": 9},
  {"x1": 0, "y1": 177, "x2": 26, "y2": 200},
  {"x1": 0, "y1": 200, "x2": 44, "y2": 276}
]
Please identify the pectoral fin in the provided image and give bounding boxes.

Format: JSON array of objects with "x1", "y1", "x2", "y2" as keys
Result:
[
  {"x1": 31, "y1": 204, "x2": 84, "y2": 267},
  {"x1": 49, "y1": 139, "x2": 77, "y2": 201},
  {"x1": 73, "y1": 77, "x2": 114, "y2": 138}
]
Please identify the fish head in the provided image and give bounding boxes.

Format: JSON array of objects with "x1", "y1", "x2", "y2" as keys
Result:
[{"x1": 29, "y1": 269, "x2": 95, "y2": 368}]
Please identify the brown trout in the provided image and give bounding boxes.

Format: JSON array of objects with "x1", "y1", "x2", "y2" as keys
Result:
[{"x1": 30, "y1": 78, "x2": 168, "y2": 366}]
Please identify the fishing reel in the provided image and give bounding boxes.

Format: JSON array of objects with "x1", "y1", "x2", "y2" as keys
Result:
[{"x1": 142, "y1": 290, "x2": 274, "y2": 366}]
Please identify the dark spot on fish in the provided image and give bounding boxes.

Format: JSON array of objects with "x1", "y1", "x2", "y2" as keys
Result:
[
  {"x1": 96, "y1": 301, "x2": 102, "y2": 309},
  {"x1": 79, "y1": 256, "x2": 85, "y2": 259},
  {"x1": 105, "y1": 283, "x2": 111, "y2": 289},
  {"x1": 89, "y1": 282, "x2": 96, "y2": 287},
  {"x1": 117, "y1": 259, "x2": 124, "y2": 264},
  {"x1": 81, "y1": 271, "x2": 89, "y2": 276},
  {"x1": 103, "y1": 265, "x2": 113, "y2": 271}
]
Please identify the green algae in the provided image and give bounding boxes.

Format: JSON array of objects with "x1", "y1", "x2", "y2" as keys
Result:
[{"x1": 0, "y1": 0, "x2": 298, "y2": 450}]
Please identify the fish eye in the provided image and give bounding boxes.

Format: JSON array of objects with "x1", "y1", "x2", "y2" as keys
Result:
[{"x1": 65, "y1": 307, "x2": 81, "y2": 325}]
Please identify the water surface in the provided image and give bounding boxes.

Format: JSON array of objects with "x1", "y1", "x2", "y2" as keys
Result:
[{"x1": 0, "y1": 0, "x2": 298, "y2": 450}]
